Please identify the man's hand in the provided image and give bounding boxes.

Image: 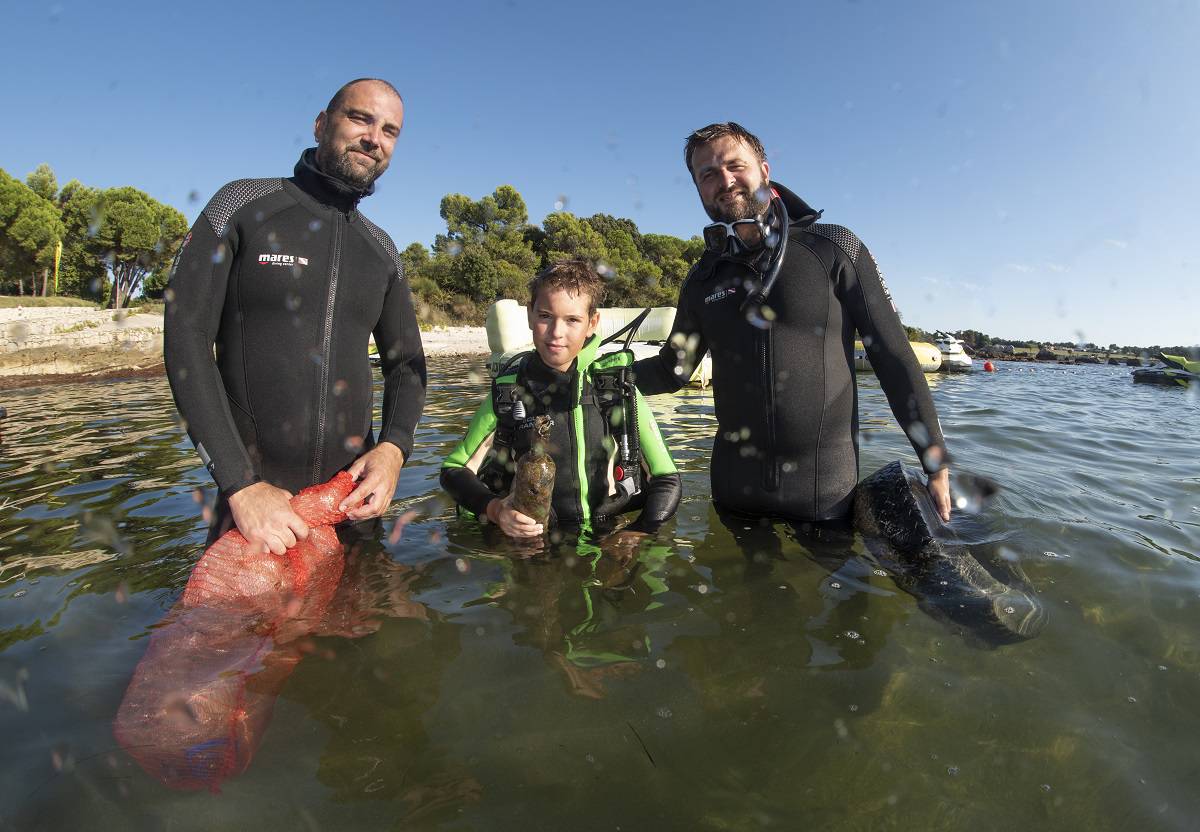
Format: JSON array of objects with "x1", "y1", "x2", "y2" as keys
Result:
[
  {"x1": 340, "y1": 442, "x2": 405, "y2": 521},
  {"x1": 927, "y1": 468, "x2": 952, "y2": 523},
  {"x1": 485, "y1": 496, "x2": 544, "y2": 538},
  {"x1": 228, "y1": 482, "x2": 309, "y2": 555}
]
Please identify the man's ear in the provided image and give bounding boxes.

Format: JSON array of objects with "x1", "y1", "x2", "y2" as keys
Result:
[
  {"x1": 587, "y1": 310, "x2": 601, "y2": 337},
  {"x1": 761, "y1": 159, "x2": 771, "y2": 182},
  {"x1": 313, "y1": 111, "x2": 326, "y2": 144}
]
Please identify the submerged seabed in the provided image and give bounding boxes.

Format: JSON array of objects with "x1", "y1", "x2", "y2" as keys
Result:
[{"x1": 0, "y1": 359, "x2": 1197, "y2": 830}]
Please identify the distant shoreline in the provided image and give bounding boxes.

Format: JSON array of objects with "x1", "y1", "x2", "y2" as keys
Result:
[{"x1": 0, "y1": 311, "x2": 491, "y2": 390}]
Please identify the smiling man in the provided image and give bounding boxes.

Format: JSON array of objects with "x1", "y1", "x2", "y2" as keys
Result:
[
  {"x1": 165, "y1": 79, "x2": 427, "y2": 554},
  {"x1": 632, "y1": 122, "x2": 951, "y2": 526}
]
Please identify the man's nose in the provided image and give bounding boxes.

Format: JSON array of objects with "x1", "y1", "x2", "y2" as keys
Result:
[{"x1": 361, "y1": 125, "x2": 382, "y2": 149}]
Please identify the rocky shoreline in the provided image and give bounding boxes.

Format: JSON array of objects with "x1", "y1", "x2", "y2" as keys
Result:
[{"x1": 0, "y1": 307, "x2": 491, "y2": 390}]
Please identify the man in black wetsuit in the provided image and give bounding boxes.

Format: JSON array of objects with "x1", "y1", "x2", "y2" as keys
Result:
[
  {"x1": 164, "y1": 78, "x2": 427, "y2": 554},
  {"x1": 632, "y1": 122, "x2": 951, "y2": 523}
]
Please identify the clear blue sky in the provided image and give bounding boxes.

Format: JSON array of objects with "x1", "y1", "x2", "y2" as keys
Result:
[{"x1": 3, "y1": 0, "x2": 1196, "y2": 347}]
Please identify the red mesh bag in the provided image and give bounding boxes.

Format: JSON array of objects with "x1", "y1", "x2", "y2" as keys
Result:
[
  {"x1": 181, "y1": 472, "x2": 355, "y2": 610},
  {"x1": 115, "y1": 472, "x2": 355, "y2": 792},
  {"x1": 113, "y1": 605, "x2": 304, "y2": 791}
]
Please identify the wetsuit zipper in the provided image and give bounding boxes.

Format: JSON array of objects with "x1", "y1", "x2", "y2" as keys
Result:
[
  {"x1": 761, "y1": 326, "x2": 780, "y2": 491},
  {"x1": 312, "y1": 213, "x2": 342, "y2": 484}
]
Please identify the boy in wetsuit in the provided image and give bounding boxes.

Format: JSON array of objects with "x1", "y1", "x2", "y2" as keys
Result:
[{"x1": 440, "y1": 260, "x2": 682, "y2": 539}]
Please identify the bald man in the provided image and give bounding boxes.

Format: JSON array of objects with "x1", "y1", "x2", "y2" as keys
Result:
[{"x1": 165, "y1": 78, "x2": 427, "y2": 554}]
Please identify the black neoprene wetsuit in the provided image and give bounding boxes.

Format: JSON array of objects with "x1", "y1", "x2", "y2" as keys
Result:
[
  {"x1": 631, "y1": 183, "x2": 947, "y2": 522},
  {"x1": 164, "y1": 149, "x2": 427, "y2": 521}
]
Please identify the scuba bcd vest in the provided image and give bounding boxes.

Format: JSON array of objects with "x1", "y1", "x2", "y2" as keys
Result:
[{"x1": 484, "y1": 349, "x2": 644, "y2": 503}]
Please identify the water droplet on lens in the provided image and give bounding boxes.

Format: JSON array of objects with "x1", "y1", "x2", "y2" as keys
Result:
[
  {"x1": 309, "y1": 219, "x2": 323, "y2": 232},
  {"x1": 455, "y1": 558, "x2": 469, "y2": 574},
  {"x1": 844, "y1": 630, "x2": 861, "y2": 640},
  {"x1": 744, "y1": 303, "x2": 776, "y2": 330},
  {"x1": 947, "y1": 766, "x2": 959, "y2": 776},
  {"x1": 655, "y1": 659, "x2": 666, "y2": 669},
  {"x1": 8, "y1": 323, "x2": 29, "y2": 345},
  {"x1": 1127, "y1": 696, "x2": 1137, "y2": 703},
  {"x1": 656, "y1": 706, "x2": 672, "y2": 719},
  {"x1": 343, "y1": 435, "x2": 364, "y2": 452}
]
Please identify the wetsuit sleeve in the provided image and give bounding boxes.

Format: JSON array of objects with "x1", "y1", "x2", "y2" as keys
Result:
[
  {"x1": 837, "y1": 235, "x2": 948, "y2": 474},
  {"x1": 373, "y1": 264, "x2": 428, "y2": 462},
  {"x1": 631, "y1": 268, "x2": 707, "y2": 395},
  {"x1": 440, "y1": 395, "x2": 501, "y2": 517},
  {"x1": 163, "y1": 207, "x2": 259, "y2": 496},
  {"x1": 627, "y1": 389, "x2": 681, "y2": 533}
]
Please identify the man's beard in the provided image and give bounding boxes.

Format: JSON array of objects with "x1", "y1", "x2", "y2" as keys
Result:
[
  {"x1": 704, "y1": 182, "x2": 771, "y2": 223},
  {"x1": 316, "y1": 142, "x2": 387, "y2": 190}
]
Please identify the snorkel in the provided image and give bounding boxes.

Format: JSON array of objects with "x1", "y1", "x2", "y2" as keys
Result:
[
  {"x1": 702, "y1": 187, "x2": 791, "y2": 328},
  {"x1": 737, "y1": 191, "x2": 789, "y2": 327}
]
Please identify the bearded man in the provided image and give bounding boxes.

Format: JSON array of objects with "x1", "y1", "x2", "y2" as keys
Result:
[
  {"x1": 165, "y1": 78, "x2": 427, "y2": 553},
  {"x1": 631, "y1": 122, "x2": 951, "y2": 525}
]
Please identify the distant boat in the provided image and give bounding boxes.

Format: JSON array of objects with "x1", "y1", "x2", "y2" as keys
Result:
[
  {"x1": 1133, "y1": 353, "x2": 1199, "y2": 387},
  {"x1": 934, "y1": 334, "x2": 973, "y2": 372}
]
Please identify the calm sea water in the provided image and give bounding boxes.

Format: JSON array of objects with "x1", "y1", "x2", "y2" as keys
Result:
[{"x1": 0, "y1": 358, "x2": 1197, "y2": 830}]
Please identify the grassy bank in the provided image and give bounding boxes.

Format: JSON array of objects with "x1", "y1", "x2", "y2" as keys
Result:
[{"x1": 0, "y1": 296, "x2": 100, "y2": 309}]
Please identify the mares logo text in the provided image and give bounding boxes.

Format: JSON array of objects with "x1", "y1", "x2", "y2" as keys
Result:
[{"x1": 258, "y1": 253, "x2": 309, "y2": 267}]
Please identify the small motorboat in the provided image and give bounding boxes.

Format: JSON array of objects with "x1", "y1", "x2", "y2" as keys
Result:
[{"x1": 934, "y1": 333, "x2": 974, "y2": 372}]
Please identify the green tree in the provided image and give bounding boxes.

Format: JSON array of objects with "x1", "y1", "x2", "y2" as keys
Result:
[
  {"x1": 431, "y1": 186, "x2": 537, "y2": 304},
  {"x1": 88, "y1": 186, "x2": 188, "y2": 308},
  {"x1": 25, "y1": 164, "x2": 59, "y2": 202},
  {"x1": 56, "y1": 180, "x2": 108, "y2": 300},
  {"x1": 0, "y1": 168, "x2": 65, "y2": 295}
]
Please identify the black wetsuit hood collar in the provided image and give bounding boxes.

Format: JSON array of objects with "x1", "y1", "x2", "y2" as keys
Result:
[
  {"x1": 523, "y1": 351, "x2": 577, "y2": 386},
  {"x1": 293, "y1": 148, "x2": 374, "y2": 213},
  {"x1": 770, "y1": 182, "x2": 821, "y2": 228}
]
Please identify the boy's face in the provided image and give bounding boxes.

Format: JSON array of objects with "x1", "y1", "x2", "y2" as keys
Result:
[{"x1": 528, "y1": 286, "x2": 600, "y2": 372}]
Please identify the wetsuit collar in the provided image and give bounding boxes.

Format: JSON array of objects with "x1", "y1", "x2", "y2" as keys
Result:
[
  {"x1": 770, "y1": 182, "x2": 821, "y2": 228},
  {"x1": 293, "y1": 148, "x2": 374, "y2": 213}
]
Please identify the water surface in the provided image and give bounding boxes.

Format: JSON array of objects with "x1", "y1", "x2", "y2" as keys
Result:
[{"x1": 1, "y1": 359, "x2": 1198, "y2": 830}]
